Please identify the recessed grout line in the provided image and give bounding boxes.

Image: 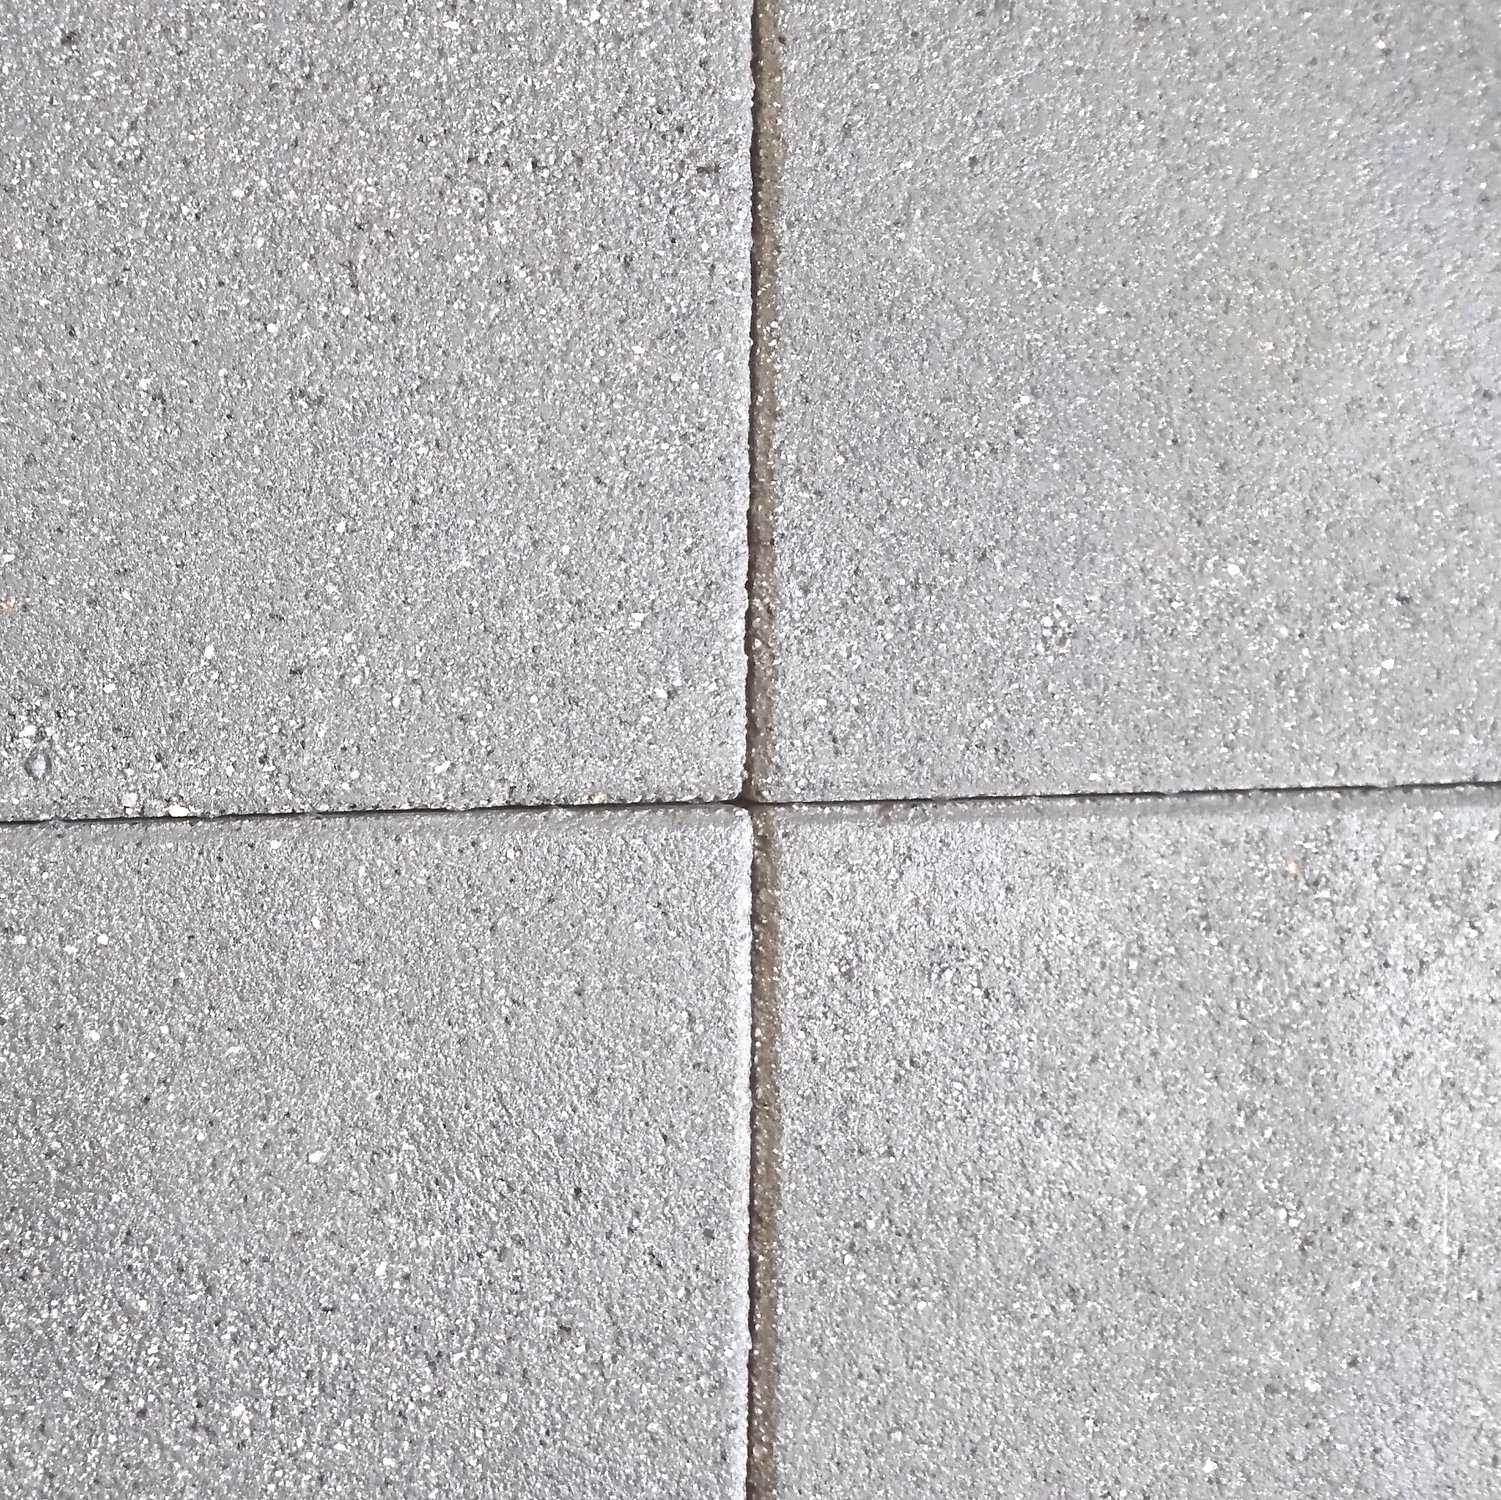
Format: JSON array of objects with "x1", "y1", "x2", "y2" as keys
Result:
[
  {"x1": 0, "y1": 795, "x2": 729, "y2": 835},
  {"x1": 753, "y1": 773, "x2": 1501, "y2": 814},
  {"x1": 742, "y1": 0, "x2": 783, "y2": 803},
  {"x1": 4, "y1": 775, "x2": 1500, "y2": 836},
  {"x1": 744, "y1": 809, "x2": 781, "y2": 1500},
  {"x1": 743, "y1": 1, "x2": 784, "y2": 1495}
]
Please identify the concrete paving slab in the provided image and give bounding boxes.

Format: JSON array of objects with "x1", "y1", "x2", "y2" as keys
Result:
[
  {"x1": 766, "y1": 794, "x2": 1501, "y2": 1497},
  {"x1": 756, "y1": 2, "x2": 1501, "y2": 798},
  {"x1": 0, "y1": 3, "x2": 750, "y2": 818},
  {"x1": 0, "y1": 809, "x2": 750, "y2": 1497}
]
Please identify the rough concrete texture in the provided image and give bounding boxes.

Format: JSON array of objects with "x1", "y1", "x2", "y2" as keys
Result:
[
  {"x1": 0, "y1": 2, "x2": 750, "y2": 818},
  {"x1": 0, "y1": 810, "x2": 750, "y2": 1497},
  {"x1": 767, "y1": 794, "x2": 1501, "y2": 1497},
  {"x1": 756, "y1": 1, "x2": 1501, "y2": 799}
]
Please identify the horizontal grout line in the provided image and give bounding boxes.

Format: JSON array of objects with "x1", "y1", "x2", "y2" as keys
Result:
[
  {"x1": 2, "y1": 775, "x2": 1499, "y2": 835},
  {"x1": 758, "y1": 774, "x2": 1501, "y2": 814},
  {"x1": 0, "y1": 794, "x2": 730, "y2": 835}
]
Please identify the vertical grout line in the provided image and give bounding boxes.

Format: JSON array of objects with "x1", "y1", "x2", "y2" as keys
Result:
[
  {"x1": 743, "y1": 0, "x2": 783, "y2": 803},
  {"x1": 745, "y1": 809, "x2": 782, "y2": 1500},
  {"x1": 744, "y1": 1, "x2": 785, "y2": 1494}
]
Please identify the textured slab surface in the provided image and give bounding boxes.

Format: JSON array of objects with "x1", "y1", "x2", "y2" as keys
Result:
[
  {"x1": 767, "y1": 795, "x2": 1501, "y2": 1497},
  {"x1": 0, "y1": 810, "x2": 750, "y2": 1497},
  {"x1": 756, "y1": 2, "x2": 1501, "y2": 798},
  {"x1": 0, "y1": 2, "x2": 749, "y2": 817}
]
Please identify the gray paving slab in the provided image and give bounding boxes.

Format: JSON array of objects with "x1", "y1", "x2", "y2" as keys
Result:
[
  {"x1": 0, "y1": 3, "x2": 750, "y2": 819},
  {"x1": 755, "y1": 2, "x2": 1501, "y2": 799},
  {"x1": 0, "y1": 809, "x2": 750, "y2": 1497},
  {"x1": 766, "y1": 793, "x2": 1501, "y2": 1497}
]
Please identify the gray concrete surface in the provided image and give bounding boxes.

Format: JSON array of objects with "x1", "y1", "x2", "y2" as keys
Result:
[
  {"x1": 0, "y1": 809, "x2": 751, "y2": 1497},
  {"x1": 755, "y1": 1, "x2": 1501, "y2": 799},
  {"x1": 766, "y1": 794, "x2": 1501, "y2": 1497},
  {"x1": 0, "y1": 2, "x2": 750, "y2": 818},
  {"x1": 5, "y1": 5, "x2": 1498, "y2": 1497}
]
